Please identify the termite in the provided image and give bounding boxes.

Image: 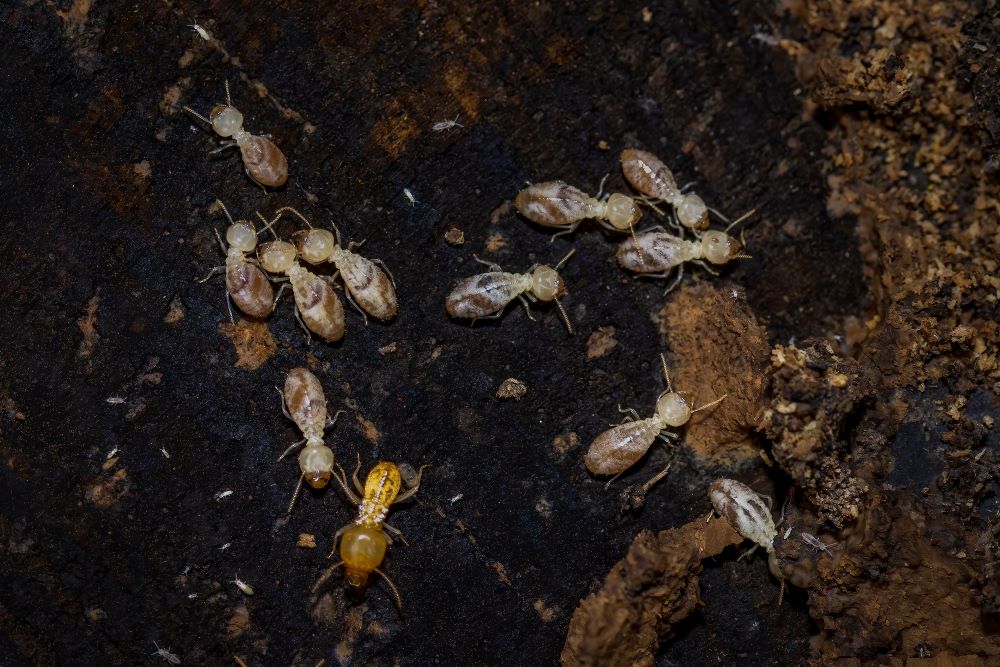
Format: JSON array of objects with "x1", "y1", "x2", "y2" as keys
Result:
[
  {"x1": 615, "y1": 209, "x2": 754, "y2": 294},
  {"x1": 620, "y1": 148, "x2": 722, "y2": 233},
  {"x1": 800, "y1": 532, "x2": 837, "y2": 556},
  {"x1": 277, "y1": 367, "x2": 344, "y2": 514},
  {"x1": 445, "y1": 250, "x2": 575, "y2": 333},
  {"x1": 311, "y1": 457, "x2": 429, "y2": 607},
  {"x1": 183, "y1": 81, "x2": 288, "y2": 188},
  {"x1": 432, "y1": 115, "x2": 463, "y2": 131},
  {"x1": 708, "y1": 478, "x2": 785, "y2": 602},
  {"x1": 584, "y1": 354, "x2": 725, "y2": 476},
  {"x1": 514, "y1": 180, "x2": 642, "y2": 237},
  {"x1": 198, "y1": 200, "x2": 275, "y2": 320},
  {"x1": 255, "y1": 212, "x2": 346, "y2": 342},
  {"x1": 151, "y1": 641, "x2": 182, "y2": 665},
  {"x1": 268, "y1": 207, "x2": 398, "y2": 322},
  {"x1": 232, "y1": 574, "x2": 254, "y2": 596}
]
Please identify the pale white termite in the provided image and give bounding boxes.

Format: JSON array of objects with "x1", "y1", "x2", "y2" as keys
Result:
[
  {"x1": 445, "y1": 250, "x2": 575, "y2": 333},
  {"x1": 621, "y1": 148, "x2": 723, "y2": 233},
  {"x1": 198, "y1": 200, "x2": 275, "y2": 320},
  {"x1": 183, "y1": 81, "x2": 288, "y2": 188},
  {"x1": 515, "y1": 180, "x2": 642, "y2": 237},
  {"x1": 278, "y1": 367, "x2": 344, "y2": 514},
  {"x1": 255, "y1": 212, "x2": 346, "y2": 343},
  {"x1": 615, "y1": 209, "x2": 754, "y2": 294},
  {"x1": 232, "y1": 574, "x2": 254, "y2": 596},
  {"x1": 269, "y1": 207, "x2": 398, "y2": 322},
  {"x1": 432, "y1": 115, "x2": 463, "y2": 131},
  {"x1": 709, "y1": 478, "x2": 785, "y2": 600},
  {"x1": 800, "y1": 532, "x2": 837, "y2": 556},
  {"x1": 585, "y1": 354, "x2": 725, "y2": 476},
  {"x1": 151, "y1": 641, "x2": 182, "y2": 665}
]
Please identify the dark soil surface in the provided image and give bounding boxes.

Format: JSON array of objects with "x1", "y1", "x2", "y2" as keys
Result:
[{"x1": 1, "y1": 0, "x2": 997, "y2": 665}]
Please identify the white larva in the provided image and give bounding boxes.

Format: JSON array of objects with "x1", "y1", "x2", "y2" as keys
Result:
[{"x1": 233, "y1": 575, "x2": 254, "y2": 595}]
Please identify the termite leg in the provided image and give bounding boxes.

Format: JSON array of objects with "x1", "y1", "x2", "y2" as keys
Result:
[
  {"x1": 327, "y1": 409, "x2": 345, "y2": 429},
  {"x1": 276, "y1": 386, "x2": 292, "y2": 420},
  {"x1": 346, "y1": 238, "x2": 367, "y2": 252},
  {"x1": 394, "y1": 464, "x2": 430, "y2": 503},
  {"x1": 293, "y1": 307, "x2": 313, "y2": 344},
  {"x1": 549, "y1": 222, "x2": 581, "y2": 241},
  {"x1": 656, "y1": 430, "x2": 680, "y2": 444},
  {"x1": 617, "y1": 405, "x2": 642, "y2": 422},
  {"x1": 595, "y1": 173, "x2": 610, "y2": 199},
  {"x1": 197, "y1": 266, "x2": 226, "y2": 283},
  {"x1": 663, "y1": 266, "x2": 684, "y2": 295},
  {"x1": 372, "y1": 258, "x2": 397, "y2": 288},
  {"x1": 737, "y1": 544, "x2": 759, "y2": 561},
  {"x1": 225, "y1": 293, "x2": 235, "y2": 324},
  {"x1": 341, "y1": 287, "x2": 369, "y2": 326},
  {"x1": 350, "y1": 453, "x2": 364, "y2": 495},
  {"x1": 517, "y1": 294, "x2": 537, "y2": 321},
  {"x1": 708, "y1": 206, "x2": 732, "y2": 224},
  {"x1": 272, "y1": 282, "x2": 291, "y2": 308},
  {"x1": 327, "y1": 524, "x2": 351, "y2": 559},
  {"x1": 210, "y1": 141, "x2": 239, "y2": 155},
  {"x1": 471, "y1": 254, "x2": 503, "y2": 272},
  {"x1": 277, "y1": 438, "x2": 306, "y2": 462},
  {"x1": 470, "y1": 311, "x2": 505, "y2": 327},
  {"x1": 330, "y1": 462, "x2": 362, "y2": 505},
  {"x1": 693, "y1": 260, "x2": 719, "y2": 276},
  {"x1": 382, "y1": 522, "x2": 408, "y2": 546}
]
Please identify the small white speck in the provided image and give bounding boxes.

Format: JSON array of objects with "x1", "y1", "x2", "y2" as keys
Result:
[
  {"x1": 783, "y1": 526, "x2": 793, "y2": 539},
  {"x1": 220, "y1": 542, "x2": 231, "y2": 551},
  {"x1": 187, "y1": 593, "x2": 198, "y2": 599},
  {"x1": 106, "y1": 396, "x2": 126, "y2": 405},
  {"x1": 106, "y1": 447, "x2": 118, "y2": 460},
  {"x1": 160, "y1": 447, "x2": 170, "y2": 459},
  {"x1": 450, "y1": 493, "x2": 463, "y2": 504},
  {"x1": 403, "y1": 188, "x2": 417, "y2": 207},
  {"x1": 214, "y1": 489, "x2": 233, "y2": 501}
]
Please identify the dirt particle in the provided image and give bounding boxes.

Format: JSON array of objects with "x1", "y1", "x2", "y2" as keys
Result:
[
  {"x1": 489, "y1": 200, "x2": 512, "y2": 224},
  {"x1": 496, "y1": 378, "x2": 527, "y2": 400},
  {"x1": 378, "y1": 342, "x2": 397, "y2": 355},
  {"x1": 335, "y1": 604, "x2": 366, "y2": 663},
  {"x1": 535, "y1": 497, "x2": 553, "y2": 519},
  {"x1": 534, "y1": 598, "x2": 556, "y2": 622},
  {"x1": 490, "y1": 561, "x2": 512, "y2": 585},
  {"x1": 132, "y1": 160, "x2": 151, "y2": 179},
  {"x1": 586, "y1": 326, "x2": 617, "y2": 360},
  {"x1": 225, "y1": 604, "x2": 250, "y2": 639},
  {"x1": 84, "y1": 468, "x2": 128, "y2": 509},
  {"x1": 597, "y1": 139, "x2": 610, "y2": 150},
  {"x1": 77, "y1": 289, "x2": 100, "y2": 363},
  {"x1": 445, "y1": 227, "x2": 465, "y2": 245},
  {"x1": 641, "y1": 6, "x2": 653, "y2": 23},
  {"x1": 163, "y1": 296, "x2": 185, "y2": 324},
  {"x1": 354, "y1": 411, "x2": 381, "y2": 444},
  {"x1": 218, "y1": 320, "x2": 276, "y2": 371},
  {"x1": 485, "y1": 233, "x2": 507, "y2": 252},
  {"x1": 552, "y1": 432, "x2": 580, "y2": 455},
  {"x1": 159, "y1": 82, "x2": 188, "y2": 115},
  {"x1": 297, "y1": 533, "x2": 317, "y2": 549},
  {"x1": 84, "y1": 607, "x2": 106, "y2": 623}
]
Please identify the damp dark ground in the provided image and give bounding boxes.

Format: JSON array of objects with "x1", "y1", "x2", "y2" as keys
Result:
[{"x1": 0, "y1": 0, "x2": 938, "y2": 665}]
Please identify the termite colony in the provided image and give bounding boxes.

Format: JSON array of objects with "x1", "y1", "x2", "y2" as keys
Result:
[{"x1": 183, "y1": 77, "x2": 426, "y2": 611}]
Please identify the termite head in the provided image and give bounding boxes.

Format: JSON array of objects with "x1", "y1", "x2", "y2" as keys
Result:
[
  {"x1": 655, "y1": 391, "x2": 691, "y2": 427},
  {"x1": 677, "y1": 194, "x2": 709, "y2": 230},
  {"x1": 298, "y1": 444, "x2": 334, "y2": 489},
  {"x1": 257, "y1": 239, "x2": 298, "y2": 273},
  {"x1": 225, "y1": 220, "x2": 258, "y2": 254},
  {"x1": 530, "y1": 265, "x2": 565, "y2": 302},
  {"x1": 340, "y1": 524, "x2": 388, "y2": 590},
  {"x1": 293, "y1": 229, "x2": 337, "y2": 264},
  {"x1": 210, "y1": 104, "x2": 244, "y2": 138},
  {"x1": 605, "y1": 193, "x2": 642, "y2": 231},
  {"x1": 700, "y1": 230, "x2": 742, "y2": 265}
]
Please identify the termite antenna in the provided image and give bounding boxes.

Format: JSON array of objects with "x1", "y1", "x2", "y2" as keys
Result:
[
  {"x1": 330, "y1": 221, "x2": 342, "y2": 247},
  {"x1": 659, "y1": 353, "x2": 673, "y2": 392},
  {"x1": 272, "y1": 206, "x2": 314, "y2": 229},
  {"x1": 724, "y1": 206, "x2": 757, "y2": 234},
  {"x1": 216, "y1": 199, "x2": 236, "y2": 226},
  {"x1": 255, "y1": 211, "x2": 281, "y2": 239},
  {"x1": 691, "y1": 394, "x2": 727, "y2": 413},
  {"x1": 778, "y1": 578, "x2": 786, "y2": 607},
  {"x1": 374, "y1": 567, "x2": 404, "y2": 609},
  {"x1": 224, "y1": 79, "x2": 232, "y2": 107},
  {"x1": 733, "y1": 252, "x2": 753, "y2": 260},
  {"x1": 554, "y1": 248, "x2": 576, "y2": 270},
  {"x1": 554, "y1": 298, "x2": 573, "y2": 335},
  {"x1": 310, "y1": 561, "x2": 344, "y2": 594},
  {"x1": 182, "y1": 105, "x2": 212, "y2": 125},
  {"x1": 286, "y1": 473, "x2": 305, "y2": 515}
]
